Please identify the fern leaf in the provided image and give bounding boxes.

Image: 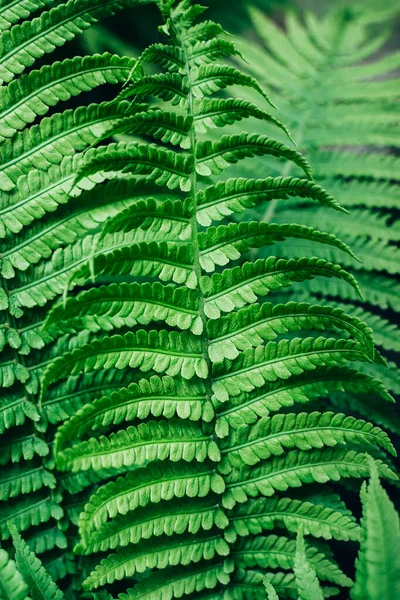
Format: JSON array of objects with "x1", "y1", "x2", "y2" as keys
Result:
[
  {"x1": 0, "y1": 495, "x2": 63, "y2": 540},
  {"x1": 41, "y1": 330, "x2": 207, "y2": 398},
  {"x1": 207, "y1": 302, "x2": 374, "y2": 362},
  {"x1": 0, "y1": 100, "x2": 130, "y2": 192},
  {"x1": 199, "y1": 222, "x2": 356, "y2": 272},
  {"x1": 79, "y1": 462, "x2": 225, "y2": 537},
  {"x1": 212, "y1": 338, "x2": 374, "y2": 401},
  {"x1": 54, "y1": 376, "x2": 211, "y2": 450},
  {"x1": 229, "y1": 495, "x2": 360, "y2": 542},
  {"x1": 119, "y1": 72, "x2": 188, "y2": 105},
  {"x1": 75, "y1": 497, "x2": 228, "y2": 555},
  {"x1": 8, "y1": 523, "x2": 63, "y2": 600},
  {"x1": 45, "y1": 282, "x2": 202, "y2": 335},
  {"x1": 0, "y1": 53, "x2": 135, "y2": 140},
  {"x1": 83, "y1": 534, "x2": 229, "y2": 590},
  {"x1": 101, "y1": 109, "x2": 193, "y2": 149},
  {"x1": 351, "y1": 461, "x2": 400, "y2": 600},
  {"x1": 196, "y1": 176, "x2": 346, "y2": 227},
  {"x1": 224, "y1": 449, "x2": 396, "y2": 508},
  {"x1": 202, "y1": 257, "x2": 360, "y2": 319},
  {"x1": 117, "y1": 561, "x2": 233, "y2": 600},
  {"x1": 293, "y1": 526, "x2": 324, "y2": 600},
  {"x1": 222, "y1": 411, "x2": 394, "y2": 471},
  {"x1": 0, "y1": 0, "x2": 53, "y2": 31},
  {"x1": 77, "y1": 141, "x2": 193, "y2": 191},
  {"x1": 139, "y1": 42, "x2": 184, "y2": 71},
  {"x1": 189, "y1": 38, "x2": 242, "y2": 66},
  {"x1": 233, "y1": 534, "x2": 352, "y2": 587},
  {"x1": 191, "y1": 64, "x2": 275, "y2": 107},
  {"x1": 0, "y1": 431, "x2": 48, "y2": 465},
  {"x1": 196, "y1": 134, "x2": 312, "y2": 178},
  {"x1": 216, "y1": 367, "x2": 393, "y2": 434},
  {"x1": 56, "y1": 419, "x2": 220, "y2": 472},
  {"x1": 0, "y1": 547, "x2": 28, "y2": 600},
  {"x1": 0, "y1": 0, "x2": 148, "y2": 83},
  {"x1": 0, "y1": 463, "x2": 55, "y2": 500},
  {"x1": 193, "y1": 97, "x2": 290, "y2": 138}
]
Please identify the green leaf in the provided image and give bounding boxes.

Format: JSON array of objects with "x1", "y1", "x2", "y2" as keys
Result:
[
  {"x1": 196, "y1": 176, "x2": 347, "y2": 227},
  {"x1": 196, "y1": 134, "x2": 312, "y2": 178},
  {"x1": 41, "y1": 330, "x2": 208, "y2": 399},
  {"x1": 82, "y1": 533, "x2": 229, "y2": 590},
  {"x1": 221, "y1": 411, "x2": 394, "y2": 471},
  {"x1": 202, "y1": 257, "x2": 360, "y2": 320},
  {"x1": 199, "y1": 222, "x2": 357, "y2": 272},
  {"x1": 78, "y1": 462, "x2": 225, "y2": 539},
  {"x1": 76, "y1": 141, "x2": 193, "y2": 191},
  {"x1": 351, "y1": 461, "x2": 400, "y2": 600},
  {"x1": 224, "y1": 449, "x2": 397, "y2": 508},
  {"x1": 0, "y1": 547, "x2": 28, "y2": 600},
  {"x1": 56, "y1": 419, "x2": 220, "y2": 472},
  {"x1": 293, "y1": 526, "x2": 324, "y2": 600},
  {"x1": 229, "y1": 495, "x2": 360, "y2": 542},
  {"x1": 8, "y1": 523, "x2": 64, "y2": 600},
  {"x1": 0, "y1": 53, "x2": 136, "y2": 140},
  {"x1": 207, "y1": 301, "x2": 374, "y2": 362}
]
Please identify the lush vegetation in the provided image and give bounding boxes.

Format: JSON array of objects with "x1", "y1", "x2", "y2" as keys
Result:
[{"x1": 0, "y1": 0, "x2": 398, "y2": 598}]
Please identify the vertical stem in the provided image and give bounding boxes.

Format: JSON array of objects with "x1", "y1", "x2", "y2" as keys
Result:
[{"x1": 173, "y1": 23, "x2": 214, "y2": 406}]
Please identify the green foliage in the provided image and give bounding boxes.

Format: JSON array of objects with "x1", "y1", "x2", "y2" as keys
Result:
[
  {"x1": 8, "y1": 523, "x2": 64, "y2": 600},
  {"x1": 234, "y1": 3, "x2": 400, "y2": 377},
  {"x1": 1, "y1": 0, "x2": 398, "y2": 598},
  {"x1": 0, "y1": 0, "x2": 151, "y2": 592},
  {"x1": 351, "y1": 461, "x2": 400, "y2": 600}
]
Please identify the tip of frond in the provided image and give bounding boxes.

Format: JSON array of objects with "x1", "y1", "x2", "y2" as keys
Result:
[
  {"x1": 338, "y1": 206, "x2": 350, "y2": 215},
  {"x1": 374, "y1": 349, "x2": 388, "y2": 368},
  {"x1": 351, "y1": 251, "x2": 362, "y2": 264}
]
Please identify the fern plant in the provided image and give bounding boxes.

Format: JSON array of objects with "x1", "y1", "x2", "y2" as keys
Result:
[
  {"x1": 0, "y1": 0, "x2": 156, "y2": 586},
  {"x1": 265, "y1": 461, "x2": 400, "y2": 600},
  {"x1": 228, "y1": 4, "x2": 400, "y2": 430},
  {"x1": 24, "y1": 0, "x2": 398, "y2": 597}
]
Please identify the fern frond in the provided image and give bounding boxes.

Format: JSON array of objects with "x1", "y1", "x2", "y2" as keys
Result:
[
  {"x1": 212, "y1": 337, "x2": 372, "y2": 402},
  {"x1": 0, "y1": 463, "x2": 55, "y2": 500},
  {"x1": 0, "y1": 547, "x2": 28, "y2": 600},
  {"x1": 0, "y1": 53, "x2": 135, "y2": 140},
  {"x1": 45, "y1": 282, "x2": 202, "y2": 335},
  {"x1": 233, "y1": 534, "x2": 352, "y2": 587},
  {"x1": 221, "y1": 411, "x2": 394, "y2": 471},
  {"x1": 0, "y1": 0, "x2": 149, "y2": 82},
  {"x1": 55, "y1": 376, "x2": 211, "y2": 453},
  {"x1": 195, "y1": 134, "x2": 312, "y2": 178},
  {"x1": 41, "y1": 330, "x2": 207, "y2": 397},
  {"x1": 229, "y1": 495, "x2": 360, "y2": 542},
  {"x1": 293, "y1": 526, "x2": 324, "y2": 600},
  {"x1": 56, "y1": 419, "x2": 220, "y2": 472},
  {"x1": 76, "y1": 497, "x2": 228, "y2": 554},
  {"x1": 8, "y1": 523, "x2": 63, "y2": 600},
  {"x1": 116, "y1": 561, "x2": 233, "y2": 600},
  {"x1": 193, "y1": 98, "x2": 289, "y2": 138},
  {"x1": 224, "y1": 449, "x2": 396, "y2": 508},
  {"x1": 216, "y1": 367, "x2": 393, "y2": 434},
  {"x1": 83, "y1": 534, "x2": 230, "y2": 590},
  {"x1": 79, "y1": 462, "x2": 225, "y2": 537},
  {"x1": 77, "y1": 141, "x2": 193, "y2": 191},
  {"x1": 196, "y1": 176, "x2": 346, "y2": 227},
  {"x1": 0, "y1": 100, "x2": 130, "y2": 192},
  {"x1": 351, "y1": 461, "x2": 400, "y2": 600},
  {"x1": 207, "y1": 302, "x2": 373, "y2": 362},
  {"x1": 202, "y1": 257, "x2": 360, "y2": 319},
  {"x1": 199, "y1": 222, "x2": 356, "y2": 273},
  {"x1": 191, "y1": 64, "x2": 275, "y2": 107}
]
